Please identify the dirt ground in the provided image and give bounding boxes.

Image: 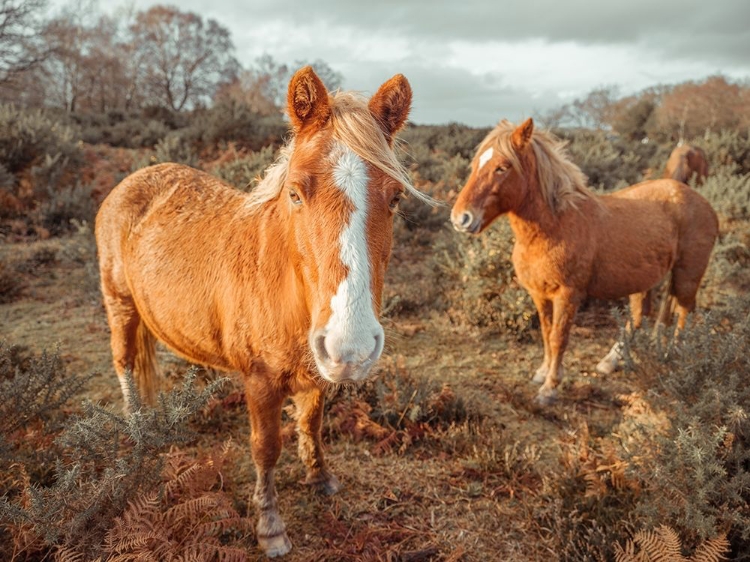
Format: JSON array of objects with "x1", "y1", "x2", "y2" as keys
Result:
[{"x1": 0, "y1": 231, "x2": 670, "y2": 561}]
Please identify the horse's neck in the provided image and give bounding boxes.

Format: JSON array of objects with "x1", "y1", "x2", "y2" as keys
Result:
[{"x1": 507, "y1": 179, "x2": 560, "y2": 246}]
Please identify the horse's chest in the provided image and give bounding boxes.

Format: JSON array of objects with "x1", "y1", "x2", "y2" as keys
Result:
[{"x1": 511, "y1": 242, "x2": 589, "y2": 294}]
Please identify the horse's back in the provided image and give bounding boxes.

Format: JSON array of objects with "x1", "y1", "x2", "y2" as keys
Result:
[{"x1": 607, "y1": 179, "x2": 717, "y2": 236}]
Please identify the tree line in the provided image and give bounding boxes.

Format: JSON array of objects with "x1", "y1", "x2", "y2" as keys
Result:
[
  {"x1": 541, "y1": 76, "x2": 750, "y2": 142},
  {"x1": 0, "y1": 0, "x2": 342, "y2": 114}
]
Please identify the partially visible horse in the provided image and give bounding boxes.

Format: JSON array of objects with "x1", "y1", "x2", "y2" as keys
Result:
[
  {"x1": 96, "y1": 67, "x2": 422, "y2": 557},
  {"x1": 664, "y1": 144, "x2": 709, "y2": 185},
  {"x1": 451, "y1": 118, "x2": 718, "y2": 406}
]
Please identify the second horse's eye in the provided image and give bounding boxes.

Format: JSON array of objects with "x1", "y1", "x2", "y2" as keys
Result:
[
  {"x1": 289, "y1": 189, "x2": 302, "y2": 205},
  {"x1": 389, "y1": 193, "x2": 402, "y2": 211}
]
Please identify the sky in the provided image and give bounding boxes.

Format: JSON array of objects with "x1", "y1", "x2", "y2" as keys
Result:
[{"x1": 91, "y1": 0, "x2": 750, "y2": 126}]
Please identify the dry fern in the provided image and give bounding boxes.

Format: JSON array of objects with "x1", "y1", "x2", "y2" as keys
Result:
[
  {"x1": 103, "y1": 443, "x2": 251, "y2": 561},
  {"x1": 614, "y1": 525, "x2": 729, "y2": 562}
]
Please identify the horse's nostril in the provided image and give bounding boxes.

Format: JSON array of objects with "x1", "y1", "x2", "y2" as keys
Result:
[
  {"x1": 460, "y1": 211, "x2": 473, "y2": 227},
  {"x1": 313, "y1": 333, "x2": 329, "y2": 362}
]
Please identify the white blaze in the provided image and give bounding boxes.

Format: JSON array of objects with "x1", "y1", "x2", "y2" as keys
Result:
[
  {"x1": 324, "y1": 142, "x2": 383, "y2": 364},
  {"x1": 479, "y1": 147, "x2": 493, "y2": 170}
]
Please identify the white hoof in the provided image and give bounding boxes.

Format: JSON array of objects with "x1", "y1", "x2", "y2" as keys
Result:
[
  {"x1": 596, "y1": 342, "x2": 623, "y2": 376},
  {"x1": 531, "y1": 365, "x2": 547, "y2": 385},
  {"x1": 534, "y1": 387, "x2": 558, "y2": 407},
  {"x1": 259, "y1": 532, "x2": 292, "y2": 558}
]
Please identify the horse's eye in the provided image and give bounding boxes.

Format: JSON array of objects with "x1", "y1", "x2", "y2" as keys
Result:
[
  {"x1": 289, "y1": 189, "x2": 302, "y2": 206},
  {"x1": 389, "y1": 193, "x2": 402, "y2": 211},
  {"x1": 495, "y1": 165, "x2": 508, "y2": 174}
]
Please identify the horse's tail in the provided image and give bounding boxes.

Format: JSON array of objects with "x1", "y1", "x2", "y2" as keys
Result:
[
  {"x1": 134, "y1": 321, "x2": 159, "y2": 406},
  {"x1": 652, "y1": 271, "x2": 675, "y2": 338}
]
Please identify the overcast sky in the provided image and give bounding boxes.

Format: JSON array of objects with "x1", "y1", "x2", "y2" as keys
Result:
[{"x1": 103, "y1": 0, "x2": 750, "y2": 126}]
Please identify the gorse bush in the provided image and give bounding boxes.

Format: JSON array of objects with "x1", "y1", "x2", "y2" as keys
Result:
[
  {"x1": 700, "y1": 165, "x2": 750, "y2": 221},
  {"x1": 442, "y1": 219, "x2": 536, "y2": 339},
  {"x1": 0, "y1": 105, "x2": 82, "y2": 177},
  {"x1": 0, "y1": 342, "x2": 228, "y2": 560},
  {"x1": 620, "y1": 297, "x2": 750, "y2": 557},
  {"x1": 213, "y1": 145, "x2": 277, "y2": 190}
]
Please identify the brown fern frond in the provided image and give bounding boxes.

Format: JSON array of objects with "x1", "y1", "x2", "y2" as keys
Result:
[
  {"x1": 54, "y1": 546, "x2": 86, "y2": 562},
  {"x1": 614, "y1": 526, "x2": 729, "y2": 562},
  {"x1": 689, "y1": 533, "x2": 729, "y2": 562}
]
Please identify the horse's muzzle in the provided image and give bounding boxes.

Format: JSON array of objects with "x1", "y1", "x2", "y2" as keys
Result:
[
  {"x1": 450, "y1": 209, "x2": 482, "y2": 234},
  {"x1": 310, "y1": 327, "x2": 384, "y2": 383}
]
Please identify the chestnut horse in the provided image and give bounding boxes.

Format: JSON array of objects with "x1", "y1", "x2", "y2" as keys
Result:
[
  {"x1": 664, "y1": 144, "x2": 709, "y2": 185},
  {"x1": 96, "y1": 67, "x2": 422, "y2": 557},
  {"x1": 451, "y1": 119, "x2": 718, "y2": 406}
]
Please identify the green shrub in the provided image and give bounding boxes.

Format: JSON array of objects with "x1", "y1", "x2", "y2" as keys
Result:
[
  {"x1": 620, "y1": 298, "x2": 750, "y2": 555},
  {"x1": 0, "y1": 352, "x2": 226, "y2": 560},
  {"x1": 700, "y1": 165, "x2": 750, "y2": 221},
  {"x1": 560, "y1": 129, "x2": 648, "y2": 190},
  {"x1": 695, "y1": 130, "x2": 750, "y2": 175},
  {"x1": 443, "y1": 219, "x2": 536, "y2": 339},
  {"x1": 213, "y1": 145, "x2": 277, "y2": 190},
  {"x1": 36, "y1": 182, "x2": 97, "y2": 236},
  {"x1": 0, "y1": 105, "x2": 82, "y2": 176}
]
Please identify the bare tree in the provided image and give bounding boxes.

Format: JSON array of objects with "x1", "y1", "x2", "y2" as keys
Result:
[
  {"x1": 246, "y1": 54, "x2": 344, "y2": 110},
  {"x1": 131, "y1": 5, "x2": 238, "y2": 111},
  {"x1": 0, "y1": 0, "x2": 50, "y2": 84}
]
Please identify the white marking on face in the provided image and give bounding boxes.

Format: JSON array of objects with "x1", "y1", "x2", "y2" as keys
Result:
[
  {"x1": 323, "y1": 142, "x2": 384, "y2": 371},
  {"x1": 478, "y1": 147, "x2": 493, "y2": 170}
]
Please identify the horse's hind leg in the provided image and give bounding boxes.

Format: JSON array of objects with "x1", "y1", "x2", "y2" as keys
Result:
[
  {"x1": 293, "y1": 387, "x2": 340, "y2": 495},
  {"x1": 596, "y1": 291, "x2": 647, "y2": 376},
  {"x1": 100, "y1": 262, "x2": 158, "y2": 410},
  {"x1": 101, "y1": 290, "x2": 142, "y2": 411}
]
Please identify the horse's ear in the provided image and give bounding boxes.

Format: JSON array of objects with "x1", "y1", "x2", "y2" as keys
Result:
[
  {"x1": 369, "y1": 74, "x2": 412, "y2": 145},
  {"x1": 287, "y1": 66, "x2": 331, "y2": 133},
  {"x1": 512, "y1": 118, "x2": 534, "y2": 150}
]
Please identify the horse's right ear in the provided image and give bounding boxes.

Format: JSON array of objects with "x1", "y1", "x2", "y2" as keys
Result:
[
  {"x1": 287, "y1": 66, "x2": 331, "y2": 133},
  {"x1": 512, "y1": 118, "x2": 534, "y2": 150}
]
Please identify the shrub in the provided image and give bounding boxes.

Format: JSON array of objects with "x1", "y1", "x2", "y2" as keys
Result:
[
  {"x1": 0, "y1": 260, "x2": 24, "y2": 303},
  {"x1": 700, "y1": 165, "x2": 750, "y2": 221},
  {"x1": 36, "y1": 182, "x2": 97, "y2": 236},
  {"x1": 212, "y1": 145, "x2": 277, "y2": 190},
  {"x1": 619, "y1": 297, "x2": 750, "y2": 556},
  {"x1": 695, "y1": 129, "x2": 750, "y2": 175},
  {"x1": 442, "y1": 219, "x2": 536, "y2": 339},
  {"x1": 0, "y1": 105, "x2": 82, "y2": 176},
  {"x1": 560, "y1": 129, "x2": 648, "y2": 190},
  {"x1": 0, "y1": 364, "x2": 226, "y2": 559}
]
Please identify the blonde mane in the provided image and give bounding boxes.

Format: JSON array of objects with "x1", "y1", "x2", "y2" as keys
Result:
[
  {"x1": 245, "y1": 91, "x2": 429, "y2": 210},
  {"x1": 482, "y1": 120, "x2": 594, "y2": 214}
]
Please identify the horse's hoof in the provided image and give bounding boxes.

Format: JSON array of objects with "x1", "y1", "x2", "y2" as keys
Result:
[
  {"x1": 595, "y1": 358, "x2": 617, "y2": 376},
  {"x1": 534, "y1": 388, "x2": 558, "y2": 407},
  {"x1": 305, "y1": 472, "x2": 341, "y2": 496},
  {"x1": 531, "y1": 368, "x2": 547, "y2": 385},
  {"x1": 259, "y1": 532, "x2": 292, "y2": 558}
]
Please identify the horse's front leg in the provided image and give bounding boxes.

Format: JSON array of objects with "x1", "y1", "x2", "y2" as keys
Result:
[
  {"x1": 293, "y1": 386, "x2": 341, "y2": 495},
  {"x1": 529, "y1": 292, "x2": 553, "y2": 384},
  {"x1": 536, "y1": 290, "x2": 581, "y2": 406},
  {"x1": 244, "y1": 376, "x2": 291, "y2": 558}
]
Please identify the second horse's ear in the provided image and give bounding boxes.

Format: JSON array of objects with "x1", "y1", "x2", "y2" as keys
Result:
[
  {"x1": 287, "y1": 66, "x2": 331, "y2": 133},
  {"x1": 368, "y1": 74, "x2": 412, "y2": 145},
  {"x1": 512, "y1": 118, "x2": 534, "y2": 150}
]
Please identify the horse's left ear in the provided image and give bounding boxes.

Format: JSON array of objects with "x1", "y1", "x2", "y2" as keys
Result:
[
  {"x1": 369, "y1": 74, "x2": 412, "y2": 145},
  {"x1": 287, "y1": 66, "x2": 331, "y2": 133},
  {"x1": 512, "y1": 118, "x2": 534, "y2": 150}
]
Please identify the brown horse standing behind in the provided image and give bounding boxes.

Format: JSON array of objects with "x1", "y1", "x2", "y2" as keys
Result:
[
  {"x1": 96, "y1": 67, "x2": 421, "y2": 557},
  {"x1": 451, "y1": 119, "x2": 718, "y2": 406},
  {"x1": 664, "y1": 144, "x2": 709, "y2": 185}
]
